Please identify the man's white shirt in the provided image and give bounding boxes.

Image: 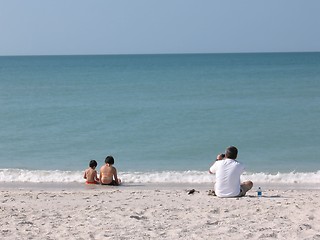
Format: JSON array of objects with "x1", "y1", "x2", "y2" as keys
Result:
[{"x1": 209, "y1": 158, "x2": 245, "y2": 197}]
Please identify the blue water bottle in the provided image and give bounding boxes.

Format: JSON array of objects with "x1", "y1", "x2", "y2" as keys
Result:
[{"x1": 257, "y1": 187, "x2": 262, "y2": 197}]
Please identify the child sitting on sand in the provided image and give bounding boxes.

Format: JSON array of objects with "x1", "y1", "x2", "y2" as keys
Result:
[
  {"x1": 99, "y1": 156, "x2": 121, "y2": 186},
  {"x1": 84, "y1": 160, "x2": 100, "y2": 184}
]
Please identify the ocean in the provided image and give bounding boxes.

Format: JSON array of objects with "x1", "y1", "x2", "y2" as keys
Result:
[{"x1": 0, "y1": 53, "x2": 319, "y2": 184}]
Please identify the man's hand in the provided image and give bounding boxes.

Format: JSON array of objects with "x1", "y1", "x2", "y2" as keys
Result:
[{"x1": 216, "y1": 153, "x2": 225, "y2": 161}]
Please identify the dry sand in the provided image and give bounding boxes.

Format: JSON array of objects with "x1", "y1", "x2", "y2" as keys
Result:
[{"x1": 1, "y1": 184, "x2": 320, "y2": 240}]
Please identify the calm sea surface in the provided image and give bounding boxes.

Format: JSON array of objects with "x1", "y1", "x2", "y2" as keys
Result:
[{"x1": 0, "y1": 53, "x2": 319, "y2": 183}]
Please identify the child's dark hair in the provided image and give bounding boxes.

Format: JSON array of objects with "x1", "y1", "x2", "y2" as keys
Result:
[
  {"x1": 220, "y1": 153, "x2": 225, "y2": 158},
  {"x1": 105, "y1": 156, "x2": 114, "y2": 165},
  {"x1": 89, "y1": 160, "x2": 97, "y2": 168}
]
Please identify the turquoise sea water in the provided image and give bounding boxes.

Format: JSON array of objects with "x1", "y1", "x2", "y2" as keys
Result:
[{"x1": 0, "y1": 53, "x2": 319, "y2": 183}]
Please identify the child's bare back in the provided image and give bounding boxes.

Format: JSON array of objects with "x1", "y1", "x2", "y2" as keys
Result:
[
  {"x1": 99, "y1": 156, "x2": 121, "y2": 186},
  {"x1": 84, "y1": 160, "x2": 99, "y2": 184}
]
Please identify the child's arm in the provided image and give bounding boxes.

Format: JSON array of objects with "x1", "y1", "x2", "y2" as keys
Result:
[
  {"x1": 113, "y1": 167, "x2": 119, "y2": 185},
  {"x1": 84, "y1": 170, "x2": 87, "y2": 179},
  {"x1": 94, "y1": 170, "x2": 99, "y2": 182}
]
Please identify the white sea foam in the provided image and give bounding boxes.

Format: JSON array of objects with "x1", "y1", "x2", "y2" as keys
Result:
[
  {"x1": 0, "y1": 169, "x2": 84, "y2": 183},
  {"x1": 0, "y1": 169, "x2": 320, "y2": 184}
]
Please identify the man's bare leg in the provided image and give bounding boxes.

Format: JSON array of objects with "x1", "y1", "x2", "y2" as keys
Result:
[{"x1": 239, "y1": 181, "x2": 253, "y2": 196}]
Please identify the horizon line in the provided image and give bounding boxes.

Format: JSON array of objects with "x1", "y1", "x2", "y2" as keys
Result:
[{"x1": 1, "y1": 50, "x2": 319, "y2": 57}]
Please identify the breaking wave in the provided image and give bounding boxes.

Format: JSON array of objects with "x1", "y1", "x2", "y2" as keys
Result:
[{"x1": 0, "y1": 169, "x2": 319, "y2": 184}]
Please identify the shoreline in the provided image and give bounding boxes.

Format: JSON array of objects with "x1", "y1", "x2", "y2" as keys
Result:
[{"x1": 0, "y1": 181, "x2": 319, "y2": 191}]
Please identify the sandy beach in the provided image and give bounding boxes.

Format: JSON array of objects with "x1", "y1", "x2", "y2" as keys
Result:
[{"x1": 1, "y1": 184, "x2": 320, "y2": 240}]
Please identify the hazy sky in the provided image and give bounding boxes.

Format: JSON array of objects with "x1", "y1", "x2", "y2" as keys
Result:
[{"x1": 1, "y1": 0, "x2": 320, "y2": 56}]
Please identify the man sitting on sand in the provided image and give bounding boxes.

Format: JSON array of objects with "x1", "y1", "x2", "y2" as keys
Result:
[
  {"x1": 209, "y1": 146, "x2": 253, "y2": 197},
  {"x1": 100, "y1": 156, "x2": 121, "y2": 186}
]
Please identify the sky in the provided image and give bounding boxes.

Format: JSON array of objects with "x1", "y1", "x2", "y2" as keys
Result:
[{"x1": 0, "y1": 0, "x2": 320, "y2": 56}]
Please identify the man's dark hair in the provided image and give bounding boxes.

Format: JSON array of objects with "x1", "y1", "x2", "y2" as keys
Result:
[
  {"x1": 225, "y1": 146, "x2": 238, "y2": 159},
  {"x1": 105, "y1": 156, "x2": 115, "y2": 165},
  {"x1": 89, "y1": 160, "x2": 97, "y2": 168}
]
